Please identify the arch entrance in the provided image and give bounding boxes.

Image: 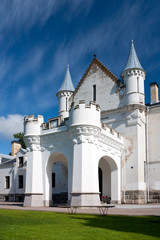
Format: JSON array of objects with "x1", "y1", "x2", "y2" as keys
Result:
[
  {"x1": 46, "y1": 152, "x2": 68, "y2": 206},
  {"x1": 98, "y1": 156, "x2": 119, "y2": 204}
]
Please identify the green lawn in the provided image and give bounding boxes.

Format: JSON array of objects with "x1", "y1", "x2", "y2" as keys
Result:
[{"x1": 0, "y1": 209, "x2": 160, "y2": 240}]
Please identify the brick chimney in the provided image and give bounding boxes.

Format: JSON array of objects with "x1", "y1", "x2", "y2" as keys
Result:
[
  {"x1": 150, "y1": 82, "x2": 159, "y2": 103},
  {"x1": 11, "y1": 141, "x2": 21, "y2": 156}
]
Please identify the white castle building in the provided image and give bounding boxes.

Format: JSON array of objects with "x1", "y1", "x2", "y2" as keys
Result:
[{"x1": 0, "y1": 41, "x2": 160, "y2": 206}]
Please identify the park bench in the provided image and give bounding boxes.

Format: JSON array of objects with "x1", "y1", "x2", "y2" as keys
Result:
[{"x1": 58, "y1": 205, "x2": 115, "y2": 215}]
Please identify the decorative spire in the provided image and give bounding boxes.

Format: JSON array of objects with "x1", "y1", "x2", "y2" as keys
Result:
[
  {"x1": 123, "y1": 40, "x2": 143, "y2": 71},
  {"x1": 58, "y1": 65, "x2": 75, "y2": 92}
]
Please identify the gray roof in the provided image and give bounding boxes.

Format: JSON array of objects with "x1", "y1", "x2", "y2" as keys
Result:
[
  {"x1": 123, "y1": 40, "x2": 143, "y2": 71},
  {"x1": 0, "y1": 154, "x2": 15, "y2": 165},
  {"x1": 0, "y1": 154, "x2": 15, "y2": 160},
  {"x1": 58, "y1": 65, "x2": 75, "y2": 92}
]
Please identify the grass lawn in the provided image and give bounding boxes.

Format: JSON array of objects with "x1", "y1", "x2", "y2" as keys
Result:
[{"x1": 0, "y1": 209, "x2": 160, "y2": 240}]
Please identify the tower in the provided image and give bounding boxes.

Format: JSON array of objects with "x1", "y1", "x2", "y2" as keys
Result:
[
  {"x1": 121, "y1": 41, "x2": 147, "y2": 203},
  {"x1": 121, "y1": 40, "x2": 146, "y2": 106},
  {"x1": 56, "y1": 65, "x2": 75, "y2": 119}
]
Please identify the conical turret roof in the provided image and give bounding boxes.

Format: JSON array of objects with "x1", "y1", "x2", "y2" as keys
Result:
[
  {"x1": 123, "y1": 40, "x2": 143, "y2": 72},
  {"x1": 58, "y1": 65, "x2": 75, "y2": 92}
]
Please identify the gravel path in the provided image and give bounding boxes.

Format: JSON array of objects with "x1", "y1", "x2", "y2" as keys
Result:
[{"x1": 0, "y1": 202, "x2": 160, "y2": 216}]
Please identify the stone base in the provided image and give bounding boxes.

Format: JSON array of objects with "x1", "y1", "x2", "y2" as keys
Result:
[
  {"x1": 43, "y1": 200, "x2": 53, "y2": 207},
  {"x1": 70, "y1": 192, "x2": 101, "y2": 206},
  {"x1": 111, "y1": 200, "x2": 121, "y2": 204},
  {"x1": 0, "y1": 194, "x2": 15, "y2": 202},
  {"x1": 122, "y1": 190, "x2": 146, "y2": 204},
  {"x1": 148, "y1": 190, "x2": 160, "y2": 203},
  {"x1": 24, "y1": 193, "x2": 44, "y2": 207},
  {"x1": 52, "y1": 192, "x2": 68, "y2": 204}
]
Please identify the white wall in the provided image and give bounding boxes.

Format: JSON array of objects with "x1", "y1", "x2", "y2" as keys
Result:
[
  {"x1": 74, "y1": 63, "x2": 121, "y2": 111},
  {"x1": 148, "y1": 106, "x2": 160, "y2": 190}
]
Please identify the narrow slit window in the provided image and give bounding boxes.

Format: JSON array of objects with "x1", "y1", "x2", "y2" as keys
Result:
[
  {"x1": 19, "y1": 175, "x2": 23, "y2": 189},
  {"x1": 66, "y1": 98, "x2": 68, "y2": 111},
  {"x1": 52, "y1": 173, "x2": 55, "y2": 188},
  {"x1": 19, "y1": 157, "x2": 24, "y2": 167},
  {"x1": 93, "y1": 85, "x2": 96, "y2": 102},
  {"x1": 137, "y1": 77, "x2": 139, "y2": 93},
  {"x1": 5, "y1": 176, "x2": 10, "y2": 189}
]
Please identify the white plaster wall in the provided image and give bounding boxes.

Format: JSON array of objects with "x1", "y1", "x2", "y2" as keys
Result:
[
  {"x1": 74, "y1": 63, "x2": 121, "y2": 111},
  {"x1": 102, "y1": 108, "x2": 146, "y2": 191},
  {"x1": 0, "y1": 165, "x2": 15, "y2": 194},
  {"x1": 148, "y1": 106, "x2": 160, "y2": 190},
  {"x1": 16, "y1": 168, "x2": 26, "y2": 194},
  {"x1": 52, "y1": 162, "x2": 68, "y2": 193},
  {"x1": 25, "y1": 150, "x2": 43, "y2": 194}
]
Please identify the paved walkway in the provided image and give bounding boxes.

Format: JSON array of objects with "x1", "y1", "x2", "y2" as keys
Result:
[{"x1": 0, "y1": 202, "x2": 160, "y2": 216}]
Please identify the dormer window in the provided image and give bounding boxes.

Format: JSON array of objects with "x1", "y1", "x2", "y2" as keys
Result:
[{"x1": 19, "y1": 157, "x2": 24, "y2": 167}]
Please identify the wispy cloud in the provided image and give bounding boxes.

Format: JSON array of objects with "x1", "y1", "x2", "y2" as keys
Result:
[
  {"x1": 0, "y1": 57, "x2": 13, "y2": 83},
  {"x1": 0, "y1": 0, "x2": 94, "y2": 36},
  {"x1": 0, "y1": 114, "x2": 24, "y2": 140},
  {"x1": 14, "y1": 46, "x2": 45, "y2": 80}
]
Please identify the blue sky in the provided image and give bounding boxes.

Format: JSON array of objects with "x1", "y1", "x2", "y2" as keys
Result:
[{"x1": 0, "y1": 0, "x2": 160, "y2": 154}]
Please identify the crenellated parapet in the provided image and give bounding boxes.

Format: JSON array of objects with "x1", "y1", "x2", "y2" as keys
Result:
[
  {"x1": 121, "y1": 69, "x2": 145, "y2": 80},
  {"x1": 24, "y1": 114, "x2": 44, "y2": 136},
  {"x1": 69, "y1": 100, "x2": 101, "y2": 128},
  {"x1": 56, "y1": 91, "x2": 73, "y2": 98},
  {"x1": 101, "y1": 122, "x2": 122, "y2": 139},
  {"x1": 68, "y1": 100, "x2": 124, "y2": 152}
]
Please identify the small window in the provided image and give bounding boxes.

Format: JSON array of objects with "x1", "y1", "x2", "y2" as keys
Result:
[
  {"x1": 137, "y1": 77, "x2": 139, "y2": 93},
  {"x1": 19, "y1": 175, "x2": 23, "y2": 189},
  {"x1": 66, "y1": 98, "x2": 68, "y2": 111},
  {"x1": 144, "y1": 161, "x2": 146, "y2": 182},
  {"x1": 93, "y1": 85, "x2": 96, "y2": 102},
  {"x1": 19, "y1": 157, "x2": 24, "y2": 167},
  {"x1": 5, "y1": 176, "x2": 10, "y2": 189},
  {"x1": 52, "y1": 173, "x2": 55, "y2": 188}
]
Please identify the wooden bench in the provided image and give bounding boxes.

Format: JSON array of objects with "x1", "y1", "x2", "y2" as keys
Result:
[{"x1": 58, "y1": 205, "x2": 115, "y2": 215}]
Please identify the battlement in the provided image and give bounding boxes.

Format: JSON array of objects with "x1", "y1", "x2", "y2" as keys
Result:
[
  {"x1": 70, "y1": 100, "x2": 100, "y2": 112},
  {"x1": 24, "y1": 115, "x2": 44, "y2": 136},
  {"x1": 101, "y1": 122, "x2": 122, "y2": 139},
  {"x1": 69, "y1": 100, "x2": 101, "y2": 128},
  {"x1": 42, "y1": 115, "x2": 64, "y2": 130},
  {"x1": 121, "y1": 69, "x2": 146, "y2": 80},
  {"x1": 24, "y1": 115, "x2": 44, "y2": 123}
]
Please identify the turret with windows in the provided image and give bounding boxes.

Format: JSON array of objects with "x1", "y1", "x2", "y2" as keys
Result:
[
  {"x1": 121, "y1": 40, "x2": 146, "y2": 106},
  {"x1": 56, "y1": 65, "x2": 75, "y2": 119}
]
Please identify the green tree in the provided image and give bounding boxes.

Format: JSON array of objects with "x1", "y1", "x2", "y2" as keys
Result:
[{"x1": 13, "y1": 132, "x2": 26, "y2": 149}]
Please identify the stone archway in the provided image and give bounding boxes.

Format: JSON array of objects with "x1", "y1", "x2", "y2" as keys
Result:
[
  {"x1": 45, "y1": 152, "x2": 68, "y2": 206},
  {"x1": 98, "y1": 156, "x2": 120, "y2": 204}
]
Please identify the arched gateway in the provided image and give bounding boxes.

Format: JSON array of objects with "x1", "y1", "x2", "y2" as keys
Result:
[
  {"x1": 99, "y1": 156, "x2": 120, "y2": 204},
  {"x1": 23, "y1": 101, "x2": 123, "y2": 207},
  {"x1": 46, "y1": 153, "x2": 68, "y2": 206}
]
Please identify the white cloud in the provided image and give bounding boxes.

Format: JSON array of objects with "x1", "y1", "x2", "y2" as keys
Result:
[{"x1": 0, "y1": 115, "x2": 24, "y2": 140}]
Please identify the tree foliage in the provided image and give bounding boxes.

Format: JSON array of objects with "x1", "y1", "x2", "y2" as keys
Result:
[{"x1": 13, "y1": 132, "x2": 26, "y2": 149}]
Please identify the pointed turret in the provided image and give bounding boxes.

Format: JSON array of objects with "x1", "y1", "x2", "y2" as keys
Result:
[
  {"x1": 121, "y1": 41, "x2": 146, "y2": 106},
  {"x1": 58, "y1": 65, "x2": 75, "y2": 92},
  {"x1": 57, "y1": 65, "x2": 75, "y2": 119},
  {"x1": 123, "y1": 40, "x2": 143, "y2": 71}
]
